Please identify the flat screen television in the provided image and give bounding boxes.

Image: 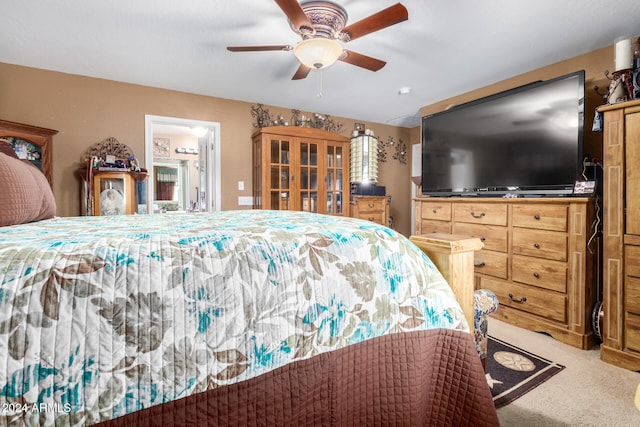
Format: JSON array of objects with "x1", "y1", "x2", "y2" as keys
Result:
[{"x1": 421, "y1": 70, "x2": 585, "y2": 197}]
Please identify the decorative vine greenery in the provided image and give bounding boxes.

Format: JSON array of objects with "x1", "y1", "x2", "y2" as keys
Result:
[
  {"x1": 379, "y1": 136, "x2": 407, "y2": 165},
  {"x1": 250, "y1": 103, "x2": 406, "y2": 165},
  {"x1": 250, "y1": 104, "x2": 343, "y2": 134}
]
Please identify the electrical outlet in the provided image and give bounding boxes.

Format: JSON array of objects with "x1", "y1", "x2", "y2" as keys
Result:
[{"x1": 238, "y1": 180, "x2": 244, "y2": 191}]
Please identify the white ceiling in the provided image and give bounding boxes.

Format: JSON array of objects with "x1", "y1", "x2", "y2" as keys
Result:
[{"x1": 2, "y1": 0, "x2": 640, "y2": 128}]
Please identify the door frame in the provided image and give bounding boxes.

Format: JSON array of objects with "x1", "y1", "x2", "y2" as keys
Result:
[{"x1": 144, "y1": 115, "x2": 221, "y2": 213}]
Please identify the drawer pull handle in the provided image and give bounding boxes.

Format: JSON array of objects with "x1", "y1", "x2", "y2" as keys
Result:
[
  {"x1": 534, "y1": 214, "x2": 540, "y2": 220},
  {"x1": 368, "y1": 217, "x2": 374, "y2": 221},
  {"x1": 475, "y1": 262, "x2": 486, "y2": 268},
  {"x1": 470, "y1": 211, "x2": 486, "y2": 219},
  {"x1": 368, "y1": 203, "x2": 375, "y2": 208},
  {"x1": 432, "y1": 209, "x2": 437, "y2": 213},
  {"x1": 508, "y1": 293, "x2": 527, "y2": 304},
  {"x1": 480, "y1": 237, "x2": 486, "y2": 242},
  {"x1": 533, "y1": 272, "x2": 540, "y2": 278},
  {"x1": 534, "y1": 243, "x2": 540, "y2": 249}
]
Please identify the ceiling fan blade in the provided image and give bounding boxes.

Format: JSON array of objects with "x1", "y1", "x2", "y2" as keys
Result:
[
  {"x1": 292, "y1": 64, "x2": 311, "y2": 80},
  {"x1": 340, "y1": 50, "x2": 386, "y2": 72},
  {"x1": 274, "y1": 0, "x2": 313, "y2": 32},
  {"x1": 340, "y1": 3, "x2": 408, "y2": 42},
  {"x1": 227, "y1": 45, "x2": 293, "y2": 52}
]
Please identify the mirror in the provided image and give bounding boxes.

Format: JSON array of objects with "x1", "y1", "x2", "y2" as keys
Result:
[
  {"x1": 153, "y1": 160, "x2": 190, "y2": 212},
  {"x1": 144, "y1": 115, "x2": 221, "y2": 214}
]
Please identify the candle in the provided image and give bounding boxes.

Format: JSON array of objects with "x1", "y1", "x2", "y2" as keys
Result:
[{"x1": 615, "y1": 37, "x2": 633, "y2": 71}]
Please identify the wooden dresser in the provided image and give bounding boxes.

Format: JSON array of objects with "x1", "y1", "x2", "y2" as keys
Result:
[
  {"x1": 414, "y1": 197, "x2": 597, "y2": 349},
  {"x1": 599, "y1": 100, "x2": 640, "y2": 370},
  {"x1": 351, "y1": 195, "x2": 390, "y2": 226}
]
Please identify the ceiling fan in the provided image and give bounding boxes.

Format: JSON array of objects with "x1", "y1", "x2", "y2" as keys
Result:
[{"x1": 227, "y1": 0, "x2": 408, "y2": 80}]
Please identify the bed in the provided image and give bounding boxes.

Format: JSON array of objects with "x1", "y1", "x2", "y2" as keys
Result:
[{"x1": 0, "y1": 141, "x2": 498, "y2": 426}]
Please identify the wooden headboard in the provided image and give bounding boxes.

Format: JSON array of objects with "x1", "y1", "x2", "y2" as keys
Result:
[{"x1": 0, "y1": 119, "x2": 58, "y2": 187}]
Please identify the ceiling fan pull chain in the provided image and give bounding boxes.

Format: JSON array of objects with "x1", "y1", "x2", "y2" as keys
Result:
[{"x1": 317, "y1": 69, "x2": 324, "y2": 98}]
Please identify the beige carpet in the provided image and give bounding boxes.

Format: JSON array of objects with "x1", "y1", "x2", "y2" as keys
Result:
[{"x1": 490, "y1": 318, "x2": 640, "y2": 426}]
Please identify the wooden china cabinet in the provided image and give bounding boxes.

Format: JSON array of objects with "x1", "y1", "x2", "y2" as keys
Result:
[
  {"x1": 599, "y1": 99, "x2": 640, "y2": 370},
  {"x1": 252, "y1": 126, "x2": 350, "y2": 216},
  {"x1": 0, "y1": 119, "x2": 58, "y2": 186}
]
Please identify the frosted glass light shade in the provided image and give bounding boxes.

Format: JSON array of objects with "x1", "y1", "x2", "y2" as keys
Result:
[
  {"x1": 294, "y1": 38, "x2": 343, "y2": 69},
  {"x1": 350, "y1": 134, "x2": 379, "y2": 184}
]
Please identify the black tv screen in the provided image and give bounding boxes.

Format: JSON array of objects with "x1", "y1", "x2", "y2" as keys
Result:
[{"x1": 421, "y1": 70, "x2": 585, "y2": 196}]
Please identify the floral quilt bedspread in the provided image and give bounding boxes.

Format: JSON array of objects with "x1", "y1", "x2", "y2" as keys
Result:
[{"x1": 0, "y1": 210, "x2": 467, "y2": 426}]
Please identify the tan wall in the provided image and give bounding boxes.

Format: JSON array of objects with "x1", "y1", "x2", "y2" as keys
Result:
[{"x1": 0, "y1": 62, "x2": 416, "y2": 235}]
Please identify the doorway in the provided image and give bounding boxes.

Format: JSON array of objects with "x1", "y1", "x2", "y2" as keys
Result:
[{"x1": 144, "y1": 115, "x2": 221, "y2": 214}]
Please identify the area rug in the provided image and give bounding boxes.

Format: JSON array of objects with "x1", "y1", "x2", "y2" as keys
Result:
[{"x1": 486, "y1": 336, "x2": 565, "y2": 408}]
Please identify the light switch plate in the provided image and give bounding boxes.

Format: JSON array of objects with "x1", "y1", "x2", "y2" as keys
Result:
[{"x1": 238, "y1": 196, "x2": 253, "y2": 206}]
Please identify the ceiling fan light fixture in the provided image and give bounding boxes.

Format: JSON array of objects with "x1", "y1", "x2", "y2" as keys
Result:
[{"x1": 294, "y1": 38, "x2": 343, "y2": 69}]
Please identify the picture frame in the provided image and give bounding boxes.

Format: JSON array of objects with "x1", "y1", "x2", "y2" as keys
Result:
[{"x1": 153, "y1": 137, "x2": 170, "y2": 158}]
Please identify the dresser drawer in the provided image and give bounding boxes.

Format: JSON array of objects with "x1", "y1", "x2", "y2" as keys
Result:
[
  {"x1": 512, "y1": 228, "x2": 567, "y2": 261},
  {"x1": 624, "y1": 312, "x2": 640, "y2": 353},
  {"x1": 513, "y1": 204, "x2": 568, "y2": 231},
  {"x1": 354, "y1": 211, "x2": 385, "y2": 225},
  {"x1": 512, "y1": 254, "x2": 567, "y2": 293},
  {"x1": 418, "y1": 219, "x2": 452, "y2": 234},
  {"x1": 420, "y1": 201, "x2": 451, "y2": 221},
  {"x1": 453, "y1": 203, "x2": 507, "y2": 226},
  {"x1": 354, "y1": 197, "x2": 387, "y2": 213},
  {"x1": 625, "y1": 245, "x2": 640, "y2": 278},
  {"x1": 453, "y1": 222, "x2": 508, "y2": 252},
  {"x1": 481, "y1": 277, "x2": 566, "y2": 323},
  {"x1": 474, "y1": 250, "x2": 508, "y2": 279},
  {"x1": 626, "y1": 276, "x2": 640, "y2": 315}
]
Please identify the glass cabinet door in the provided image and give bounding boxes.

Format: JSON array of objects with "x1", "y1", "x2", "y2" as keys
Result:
[
  {"x1": 325, "y1": 143, "x2": 346, "y2": 215},
  {"x1": 299, "y1": 140, "x2": 319, "y2": 212},
  {"x1": 93, "y1": 172, "x2": 135, "y2": 216},
  {"x1": 269, "y1": 138, "x2": 291, "y2": 210}
]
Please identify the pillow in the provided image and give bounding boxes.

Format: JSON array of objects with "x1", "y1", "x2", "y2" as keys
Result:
[{"x1": 0, "y1": 150, "x2": 56, "y2": 226}]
